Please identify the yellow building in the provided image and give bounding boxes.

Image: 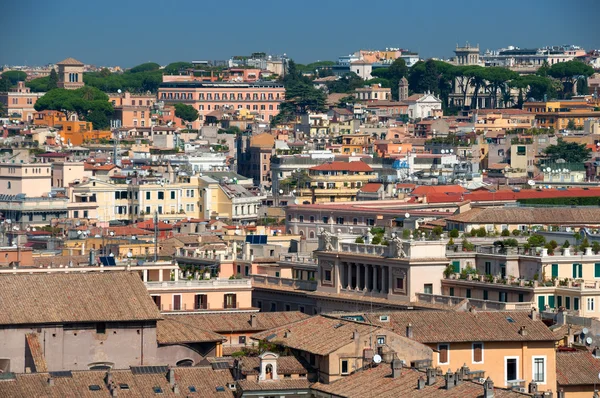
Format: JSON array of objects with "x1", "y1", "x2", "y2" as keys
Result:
[
  {"x1": 524, "y1": 100, "x2": 600, "y2": 130},
  {"x1": 297, "y1": 161, "x2": 376, "y2": 204},
  {"x1": 198, "y1": 176, "x2": 265, "y2": 222},
  {"x1": 340, "y1": 134, "x2": 372, "y2": 154}
]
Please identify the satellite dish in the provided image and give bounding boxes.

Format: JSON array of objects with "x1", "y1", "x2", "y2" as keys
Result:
[
  {"x1": 117, "y1": 89, "x2": 122, "y2": 94},
  {"x1": 587, "y1": 337, "x2": 593, "y2": 345},
  {"x1": 127, "y1": 251, "x2": 133, "y2": 258},
  {"x1": 77, "y1": 230, "x2": 82, "y2": 235},
  {"x1": 527, "y1": 180, "x2": 535, "y2": 187},
  {"x1": 405, "y1": 213, "x2": 410, "y2": 219},
  {"x1": 373, "y1": 354, "x2": 382, "y2": 364},
  {"x1": 583, "y1": 328, "x2": 589, "y2": 335}
]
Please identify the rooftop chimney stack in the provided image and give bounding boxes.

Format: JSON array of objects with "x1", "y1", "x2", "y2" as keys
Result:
[
  {"x1": 250, "y1": 314, "x2": 257, "y2": 328},
  {"x1": 173, "y1": 382, "x2": 180, "y2": 395},
  {"x1": 557, "y1": 389, "x2": 565, "y2": 398},
  {"x1": 530, "y1": 307, "x2": 538, "y2": 321},
  {"x1": 392, "y1": 358, "x2": 402, "y2": 378},
  {"x1": 444, "y1": 370, "x2": 455, "y2": 389},
  {"x1": 168, "y1": 367, "x2": 175, "y2": 387},
  {"x1": 417, "y1": 376, "x2": 426, "y2": 390},
  {"x1": 593, "y1": 346, "x2": 600, "y2": 359},
  {"x1": 426, "y1": 368, "x2": 436, "y2": 386},
  {"x1": 484, "y1": 377, "x2": 494, "y2": 398},
  {"x1": 406, "y1": 323, "x2": 413, "y2": 339},
  {"x1": 529, "y1": 381, "x2": 538, "y2": 394},
  {"x1": 454, "y1": 371, "x2": 462, "y2": 386},
  {"x1": 519, "y1": 326, "x2": 528, "y2": 337},
  {"x1": 353, "y1": 330, "x2": 360, "y2": 341},
  {"x1": 47, "y1": 377, "x2": 55, "y2": 387}
]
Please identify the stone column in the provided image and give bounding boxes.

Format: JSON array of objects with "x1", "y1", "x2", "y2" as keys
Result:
[
  {"x1": 374, "y1": 265, "x2": 380, "y2": 293},
  {"x1": 357, "y1": 264, "x2": 363, "y2": 291},
  {"x1": 158, "y1": 269, "x2": 163, "y2": 282},
  {"x1": 142, "y1": 269, "x2": 148, "y2": 282},
  {"x1": 174, "y1": 268, "x2": 179, "y2": 282},
  {"x1": 334, "y1": 258, "x2": 341, "y2": 294}
]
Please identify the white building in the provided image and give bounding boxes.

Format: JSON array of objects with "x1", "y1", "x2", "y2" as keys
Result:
[{"x1": 404, "y1": 93, "x2": 443, "y2": 119}]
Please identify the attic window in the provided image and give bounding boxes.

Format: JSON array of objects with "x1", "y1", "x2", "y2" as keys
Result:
[
  {"x1": 89, "y1": 385, "x2": 101, "y2": 391},
  {"x1": 119, "y1": 384, "x2": 130, "y2": 390},
  {"x1": 153, "y1": 387, "x2": 163, "y2": 394},
  {"x1": 333, "y1": 323, "x2": 344, "y2": 329},
  {"x1": 379, "y1": 315, "x2": 389, "y2": 322},
  {"x1": 216, "y1": 386, "x2": 226, "y2": 392},
  {"x1": 188, "y1": 386, "x2": 197, "y2": 393},
  {"x1": 506, "y1": 316, "x2": 515, "y2": 323}
]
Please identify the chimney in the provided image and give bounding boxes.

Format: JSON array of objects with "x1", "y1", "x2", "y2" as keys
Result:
[
  {"x1": 519, "y1": 326, "x2": 528, "y2": 337},
  {"x1": 391, "y1": 358, "x2": 402, "y2": 378},
  {"x1": 557, "y1": 389, "x2": 565, "y2": 398},
  {"x1": 250, "y1": 314, "x2": 257, "y2": 328},
  {"x1": 444, "y1": 370, "x2": 455, "y2": 389},
  {"x1": 529, "y1": 380, "x2": 538, "y2": 394},
  {"x1": 417, "y1": 376, "x2": 426, "y2": 390},
  {"x1": 483, "y1": 377, "x2": 494, "y2": 398},
  {"x1": 284, "y1": 330, "x2": 291, "y2": 338},
  {"x1": 454, "y1": 371, "x2": 462, "y2": 386},
  {"x1": 168, "y1": 367, "x2": 175, "y2": 387},
  {"x1": 406, "y1": 323, "x2": 413, "y2": 339},
  {"x1": 173, "y1": 383, "x2": 180, "y2": 395},
  {"x1": 353, "y1": 330, "x2": 360, "y2": 341},
  {"x1": 530, "y1": 307, "x2": 538, "y2": 321},
  {"x1": 47, "y1": 377, "x2": 55, "y2": 386},
  {"x1": 426, "y1": 368, "x2": 436, "y2": 386}
]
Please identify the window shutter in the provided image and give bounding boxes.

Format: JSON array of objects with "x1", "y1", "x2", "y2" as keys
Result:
[
  {"x1": 452, "y1": 261, "x2": 460, "y2": 273},
  {"x1": 578, "y1": 264, "x2": 583, "y2": 278},
  {"x1": 439, "y1": 345, "x2": 448, "y2": 363},
  {"x1": 573, "y1": 264, "x2": 577, "y2": 278},
  {"x1": 474, "y1": 344, "x2": 482, "y2": 362},
  {"x1": 595, "y1": 263, "x2": 600, "y2": 278},
  {"x1": 552, "y1": 264, "x2": 559, "y2": 278}
]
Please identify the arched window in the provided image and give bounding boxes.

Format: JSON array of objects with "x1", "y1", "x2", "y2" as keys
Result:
[
  {"x1": 309, "y1": 231, "x2": 315, "y2": 239},
  {"x1": 7, "y1": 182, "x2": 11, "y2": 189}
]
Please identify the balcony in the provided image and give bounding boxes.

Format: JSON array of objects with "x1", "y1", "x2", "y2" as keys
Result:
[
  {"x1": 145, "y1": 278, "x2": 252, "y2": 290},
  {"x1": 416, "y1": 293, "x2": 533, "y2": 311},
  {"x1": 250, "y1": 274, "x2": 317, "y2": 292}
]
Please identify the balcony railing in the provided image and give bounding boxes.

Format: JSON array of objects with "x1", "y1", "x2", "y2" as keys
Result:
[
  {"x1": 416, "y1": 293, "x2": 533, "y2": 311},
  {"x1": 250, "y1": 274, "x2": 317, "y2": 291},
  {"x1": 146, "y1": 278, "x2": 251, "y2": 289}
]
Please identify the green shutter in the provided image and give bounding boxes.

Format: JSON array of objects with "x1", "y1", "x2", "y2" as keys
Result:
[
  {"x1": 449, "y1": 288, "x2": 455, "y2": 297},
  {"x1": 578, "y1": 263, "x2": 583, "y2": 278},
  {"x1": 557, "y1": 296, "x2": 562, "y2": 308},
  {"x1": 538, "y1": 296, "x2": 545, "y2": 311},
  {"x1": 574, "y1": 298, "x2": 580, "y2": 311},
  {"x1": 548, "y1": 296, "x2": 555, "y2": 309},
  {"x1": 452, "y1": 261, "x2": 460, "y2": 273},
  {"x1": 573, "y1": 264, "x2": 578, "y2": 278},
  {"x1": 483, "y1": 290, "x2": 488, "y2": 300},
  {"x1": 595, "y1": 264, "x2": 600, "y2": 278},
  {"x1": 552, "y1": 264, "x2": 559, "y2": 278},
  {"x1": 565, "y1": 297, "x2": 571, "y2": 309},
  {"x1": 518, "y1": 294, "x2": 524, "y2": 303},
  {"x1": 466, "y1": 289, "x2": 471, "y2": 298}
]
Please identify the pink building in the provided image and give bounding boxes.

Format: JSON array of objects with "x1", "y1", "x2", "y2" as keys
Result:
[
  {"x1": 157, "y1": 80, "x2": 285, "y2": 126},
  {"x1": 0, "y1": 82, "x2": 45, "y2": 122}
]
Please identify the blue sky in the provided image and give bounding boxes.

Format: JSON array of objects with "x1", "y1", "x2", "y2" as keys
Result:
[{"x1": 1, "y1": 0, "x2": 598, "y2": 67}]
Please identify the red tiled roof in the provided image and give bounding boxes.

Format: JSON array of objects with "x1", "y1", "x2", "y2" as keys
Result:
[
  {"x1": 36, "y1": 152, "x2": 69, "y2": 158},
  {"x1": 310, "y1": 161, "x2": 373, "y2": 172},
  {"x1": 135, "y1": 220, "x2": 173, "y2": 231},
  {"x1": 557, "y1": 350, "x2": 600, "y2": 385},
  {"x1": 411, "y1": 185, "x2": 467, "y2": 196},
  {"x1": 84, "y1": 163, "x2": 118, "y2": 171},
  {"x1": 359, "y1": 183, "x2": 382, "y2": 193}
]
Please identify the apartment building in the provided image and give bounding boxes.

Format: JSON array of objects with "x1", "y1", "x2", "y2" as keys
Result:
[
  {"x1": 0, "y1": 81, "x2": 45, "y2": 122},
  {"x1": 109, "y1": 91, "x2": 156, "y2": 128},
  {"x1": 355, "y1": 84, "x2": 391, "y2": 101},
  {"x1": 297, "y1": 161, "x2": 376, "y2": 204},
  {"x1": 157, "y1": 80, "x2": 285, "y2": 126}
]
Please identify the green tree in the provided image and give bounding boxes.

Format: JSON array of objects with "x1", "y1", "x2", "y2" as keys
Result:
[
  {"x1": 0, "y1": 78, "x2": 11, "y2": 92},
  {"x1": 466, "y1": 67, "x2": 487, "y2": 110},
  {"x1": 164, "y1": 62, "x2": 194, "y2": 75},
  {"x1": 129, "y1": 62, "x2": 161, "y2": 73},
  {"x1": 371, "y1": 58, "x2": 408, "y2": 99},
  {"x1": 548, "y1": 60, "x2": 594, "y2": 98},
  {"x1": 528, "y1": 234, "x2": 546, "y2": 247},
  {"x1": 26, "y1": 77, "x2": 50, "y2": 92},
  {"x1": 1, "y1": 71, "x2": 27, "y2": 86},
  {"x1": 543, "y1": 138, "x2": 591, "y2": 163},
  {"x1": 326, "y1": 73, "x2": 363, "y2": 93},
  {"x1": 174, "y1": 103, "x2": 199, "y2": 123},
  {"x1": 483, "y1": 67, "x2": 518, "y2": 108},
  {"x1": 449, "y1": 229, "x2": 459, "y2": 238},
  {"x1": 48, "y1": 69, "x2": 59, "y2": 90},
  {"x1": 33, "y1": 87, "x2": 113, "y2": 129}
]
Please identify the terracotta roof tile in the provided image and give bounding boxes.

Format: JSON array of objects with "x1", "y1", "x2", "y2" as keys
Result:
[
  {"x1": 312, "y1": 364, "x2": 531, "y2": 398},
  {"x1": 359, "y1": 183, "x2": 382, "y2": 193},
  {"x1": 56, "y1": 57, "x2": 84, "y2": 66},
  {"x1": 239, "y1": 356, "x2": 310, "y2": 376},
  {"x1": 157, "y1": 318, "x2": 226, "y2": 344},
  {"x1": 0, "y1": 272, "x2": 162, "y2": 325},
  {"x1": 237, "y1": 378, "x2": 311, "y2": 391},
  {"x1": 25, "y1": 333, "x2": 47, "y2": 372},
  {"x1": 446, "y1": 206, "x2": 600, "y2": 225},
  {"x1": 361, "y1": 311, "x2": 557, "y2": 343},
  {"x1": 556, "y1": 350, "x2": 600, "y2": 385}
]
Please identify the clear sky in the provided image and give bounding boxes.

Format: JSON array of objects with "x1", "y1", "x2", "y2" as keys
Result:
[{"x1": 1, "y1": 0, "x2": 598, "y2": 67}]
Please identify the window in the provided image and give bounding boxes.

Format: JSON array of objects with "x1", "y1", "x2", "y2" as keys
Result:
[
  {"x1": 96, "y1": 323, "x2": 106, "y2": 334},
  {"x1": 595, "y1": 263, "x2": 600, "y2": 278},
  {"x1": 574, "y1": 297, "x2": 580, "y2": 311},
  {"x1": 299, "y1": 215, "x2": 304, "y2": 222},
  {"x1": 466, "y1": 289, "x2": 472, "y2": 298},
  {"x1": 485, "y1": 261, "x2": 491, "y2": 275},
  {"x1": 449, "y1": 287, "x2": 454, "y2": 297},
  {"x1": 573, "y1": 263, "x2": 582, "y2": 278},
  {"x1": 565, "y1": 296, "x2": 571, "y2": 309},
  {"x1": 483, "y1": 290, "x2": 489, "y2": 300},
  {"x1": 438, "y1": 344, "x2": 449, "y2": 364},
  {"x1": 552, "y1": 263, "x2": 559, "y2": 278},
  {"x1": 170, "y1": 191, "x2": 176, "y2": 200},
  {"x1": 340, "y1": 359, "x2": 349, "y2": 375},
  {"x1": 173, "y1": 294, "x2": 181, "y2": 310},
  {"x1": 532, "y1": 356, "x2": 546, "y2": 383},
  {"x1": 324, "y1": 270, "x2": 332, "y2": 281},
  {"x1": 452, "y1": 261, "x2": 460, "y2": 273},
  {"x1": 588, "y1": 298, "x2": 595, "y2": 312},
  {"x1": 376, "y1": 336, "x2": 385, "y2": 345},
  {"x1": 270, "y1": 302, "x2": 277, "y2": 311},
  {"x1": 146, "y1": 192, "x2": 151, "y2": 200},
  {"x1": 224, "y1": 293, "x2": 236, "y2": 309},
  {"x1": 285, "y1": 304, "x2": 291, "y2": 311},
  {"x1": 505, "y1": 357, "x2": 518, "y2": 383},
  {"x1": 424, "y1": 284, "x2": 433, "y2": 294},
  {"x1": 472, "y1": 342, "x2": 483, "y2": 363},
  {"x1": 158, "y1": 191, "x2": 164, "y2": 200},
  {"x1": 152, "y1": 295, "x2": 161, "y2": 309},
  {"x1": 239, "y1": 335, "x2": 246, "y2": 344},
  {"x1": 194, "y1": 294, "x2": 207, "y2": 310},
  {"x1": 395, "y1": 277, "x2": 404, "y2": 290},
  {"x1": 499, "y1": 292, "x2": 507, "y2": 302}
]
